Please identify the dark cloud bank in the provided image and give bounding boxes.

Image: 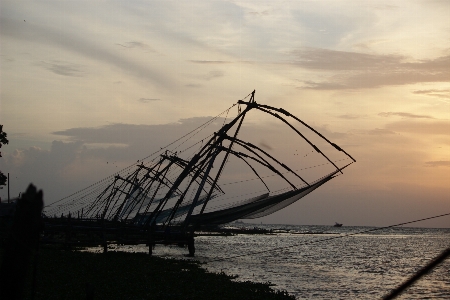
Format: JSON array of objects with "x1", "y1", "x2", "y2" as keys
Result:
[
  {"x1": 2, "y1": 116, "x2": 449, "y2": 227},
  {"x1": 291, "y1": 48, "x2": 450, "y2": 89}
]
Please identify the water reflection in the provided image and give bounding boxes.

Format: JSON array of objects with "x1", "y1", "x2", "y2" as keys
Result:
[{"x1": 97, "y1": 225, "x2": 450, "y2": 299}]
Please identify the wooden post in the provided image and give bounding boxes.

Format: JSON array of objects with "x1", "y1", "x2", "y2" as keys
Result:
[
  {"x1": 0, "y1": 184, "x2": 44, "y2": 300},
  {"x1": 187, "y1": 233, "x2": 195, "y2": 257},
  {"x1": 148, "y1": 221, "x2": 156, "y2": 256},
  {"x1": 102, "y1": 222, "x2": 107, "y2": 253},
  {"x1": 148, "y1": 230, "x2": 153, "y2": 256},
  {"x1": 65, "y1": 212, "x2": 72, "y2": 250}
]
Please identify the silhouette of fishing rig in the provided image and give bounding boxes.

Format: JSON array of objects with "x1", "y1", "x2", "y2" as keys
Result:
[{"x1": 42, "y1": 91, "x2": 355, "y2": 255}]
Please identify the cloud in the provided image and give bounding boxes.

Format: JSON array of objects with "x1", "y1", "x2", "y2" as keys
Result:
[
  {"x1": 378, "y1": 112, "x2": 434, "y2": 119},
  {"x1": 248, "y1": 10, "x2": 271, "y2": 16},
  {"x1": 385, "y1": 120, "x2": 450, "y2": 135},
  {"x1": 314, "y1": 125, "x2": 348, "y2": 140},
  {"x1": 300, "y1": 81, "x2": 346, "y2": 90},
  {"x1": 372, "y1": 4, "x2": 399, "y2": 10},
  {"x1": 52, "y1": 124, "x2": 152, "y2": 145},
  {"x1": 115, "y1": 41, "x2": 156, "y2": 52},
  {"x1": 292, "y1": 48, "x2": 450, "y2": 89},
  {"x1": 2, "y1": 141, "x2": 86, "y2": 201},
  {"x1": 412, "y1": 89, "x2": 450, "y2": 99},
  {"x1": 138, "y1": 98, "x2": 161, "y2": 103},
  {"x1": 116, "y1": 41, "x2": 146, "y2": 48},
  {"x1": 185, "y1": 84, "x2": 202, "y2": 88},
  {"x1": 190, "y1": 60, "x2": 232, "y2": 64},
  {"x1": 366, "y1": 128, "x2": 396, "y2": 135},
  {"x1": 1, "y1": 18, "x2": 175, "y2": 89},
  {"x1": 44, "y1": 116, "x2": 351, "y2": 202},
  {"x1": 292, "y1": 48, "x2": 404, "y2": 71},
  {"x1": 337, "y1": 114, "x2": 364, "y2": 120},
  {"x1": 38, "y1": 60, "x2": 85, "y2": 77},
  {"x1": 425, "y1": 161, "x2": 450, "y2": 167},
  {"x1": 352, "y1": 39, "x2": 389, "y2": 51},
  {"x1": 198, "y1": 70, "x2": 224, "y2": 81},
  {"x1": 51, "y1": 118, "x2": 221, "y2": 149},
  {"x1": 259, "y1": 140, "x2": 273, "y2": 151},
  {"x1": 9, "y1": 132, "x2": 28, "y2": 138},
  {"x1": 50, "y1": 116, "x2": 351, "y2": 173},
  {"x1": 291, "y1": 9, "x2": 364, "y2": 48}
]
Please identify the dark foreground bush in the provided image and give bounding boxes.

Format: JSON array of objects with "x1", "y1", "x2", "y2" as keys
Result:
[{"x1": 15, "y1": 247, "x2": 294, "y2": 300}]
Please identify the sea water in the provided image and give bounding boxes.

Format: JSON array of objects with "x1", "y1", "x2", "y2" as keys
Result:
[{"x1": 106, "y1": 225, "x2": 450, "y2": 299}]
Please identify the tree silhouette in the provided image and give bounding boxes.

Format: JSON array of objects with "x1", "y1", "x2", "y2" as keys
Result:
[{"x1": 0, "y1": 125, "x2": 9, "y2": 187}]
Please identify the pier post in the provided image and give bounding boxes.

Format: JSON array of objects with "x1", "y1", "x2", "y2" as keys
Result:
[
  {"x1": 148, "y1": 221, "x2": 156, "y2": 256},
  {"x1": 65, "y1": 213, "x2": 72, "y2": 250},
  {"x1": 147, "y1": 228, "x2": 153, "y2": 256},
  {"x1": 102, "y1": 222, "x2": 107, "y2": 253},
  {"x1": 187, "y1": 233, "x2": 195, "y2": 257}
]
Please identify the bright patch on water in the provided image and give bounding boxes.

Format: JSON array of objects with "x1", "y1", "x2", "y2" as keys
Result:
[{"x1": 98, "y1": 225, "x2": 450, "y2": 299}]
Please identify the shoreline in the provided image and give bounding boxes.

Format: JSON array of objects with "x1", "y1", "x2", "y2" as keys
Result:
[{"x1": 14, "y1": 246, "x2": 295, "y2": 300}]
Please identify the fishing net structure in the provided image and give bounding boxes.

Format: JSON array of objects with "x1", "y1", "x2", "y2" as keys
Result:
[{"x1": 44, "y1": 91, "x2": 355, "y2": 232}]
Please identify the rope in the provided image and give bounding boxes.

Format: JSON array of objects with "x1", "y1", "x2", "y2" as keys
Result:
[
  {"x1": 220, "y1": 158, "x2": 351, "y2": 186},
  {"x1": 206, "y1": 212, "x2": 450, "y2": 263}
]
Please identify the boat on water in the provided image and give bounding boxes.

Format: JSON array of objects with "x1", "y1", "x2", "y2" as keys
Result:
[{"x1": 333, "y1": 222, "x2": 343, "y2": 227}]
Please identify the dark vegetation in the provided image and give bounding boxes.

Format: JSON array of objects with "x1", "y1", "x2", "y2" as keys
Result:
[
  {"x1": 14, "y1": 247, "x2": 294, "y2": 300},
  {"x1": 0, "y1": 122, "x2": 293, "y2": 299},
  {"x1": 0, "y1": 124, "x2": 8, "y2": 187},
  {"x1": 0, "y1": 185, "x2": 293, "y2": 299}
]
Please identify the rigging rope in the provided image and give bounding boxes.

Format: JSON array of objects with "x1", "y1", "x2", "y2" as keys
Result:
[{"x1": 220, "y1": 158, "x2": 351, "y2": 186}]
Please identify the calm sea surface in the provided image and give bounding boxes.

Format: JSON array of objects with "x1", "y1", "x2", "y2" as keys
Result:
[{"x1": 105, "y1": 224, "x2": 450, "y2": 299}]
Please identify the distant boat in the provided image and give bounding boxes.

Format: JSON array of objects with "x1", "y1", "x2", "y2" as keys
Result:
[{"x1": 333, "y1": 222, "x2": 343, "y2": 227}]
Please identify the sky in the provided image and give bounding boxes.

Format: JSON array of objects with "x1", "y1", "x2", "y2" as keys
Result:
[{"x1": 1, "y1": 0, "x2": 449, "y2": 227}]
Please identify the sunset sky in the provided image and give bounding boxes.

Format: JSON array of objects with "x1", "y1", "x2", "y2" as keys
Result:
[{"x1": 1, "y1": 0, "x2": 449, "y2": 227}]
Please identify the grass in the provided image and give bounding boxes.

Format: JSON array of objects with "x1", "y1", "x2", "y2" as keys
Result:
[{"x1": 15, "y1": 246, "x2": 295, "y2": 300}]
